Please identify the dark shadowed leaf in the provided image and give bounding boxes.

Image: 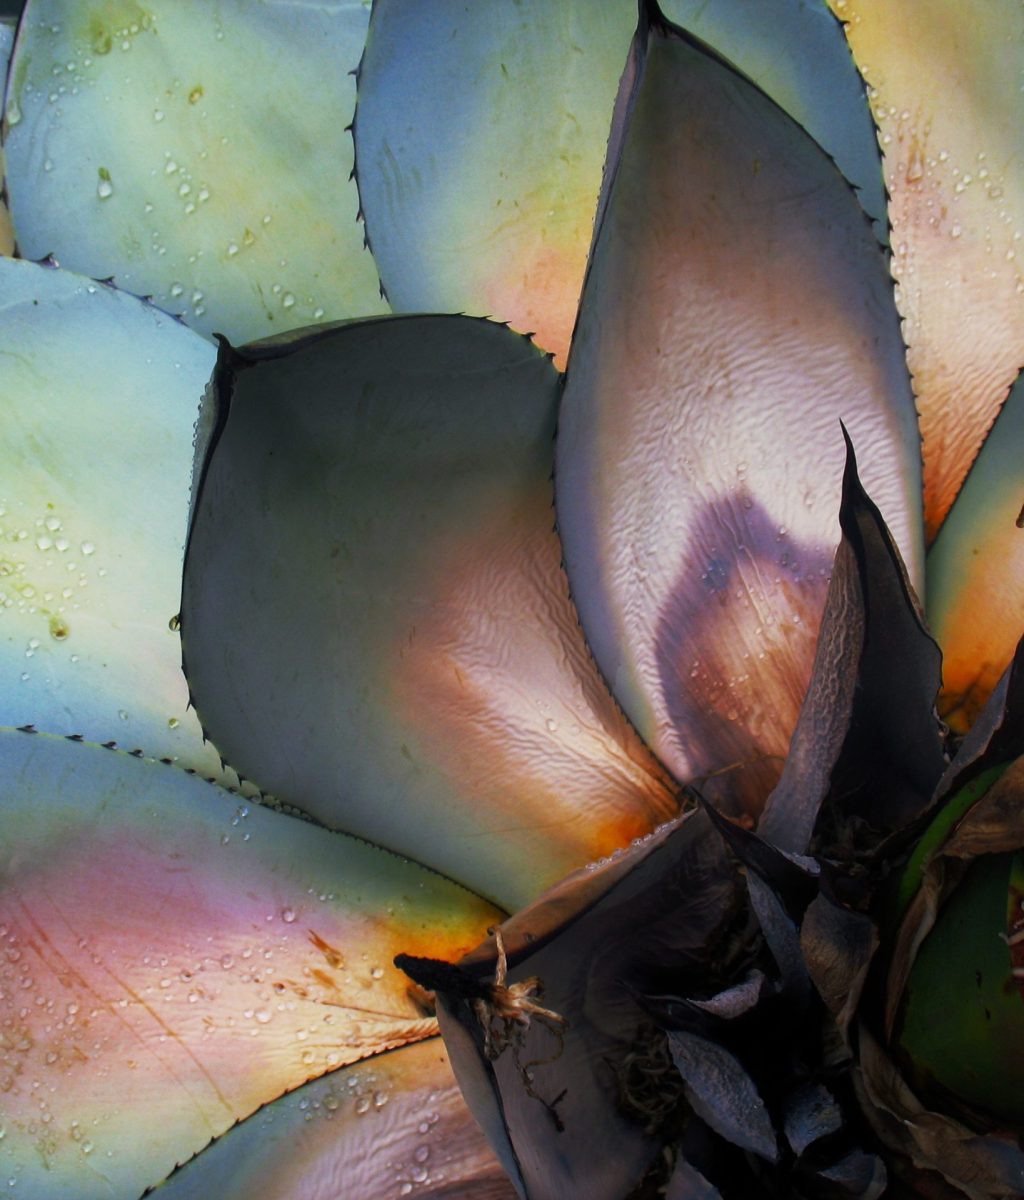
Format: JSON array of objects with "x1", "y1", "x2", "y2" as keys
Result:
[
  {"x1": 759, "y1": 435, "x2": 946, "y2": 854},
  {"x1": 667, "y1": 1030, "x2": 778, "y2": 1162},
  {"x1": 421, "y1": 809, "x2": 740, "y2": 1200}
]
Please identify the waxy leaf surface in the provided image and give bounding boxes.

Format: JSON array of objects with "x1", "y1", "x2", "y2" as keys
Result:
[
  {"x1": 557, "y1": 12, "x2": 922, "y2": 818},
  {"x1": 0, "y1": 258, "x2": 224, "y2": 778},
  {"x1": 927, "y1": 369, "x2": 1024, "y2": 732},
  {"x1": 4, "y1": 0, "x2": 386, "y2": 344},
  {"x1": 356, "y1": 0, "x2": 886, "y2": 367},
  {"x1": 152, "y1": 1039, "x2": 517, "y2": 1200},
  {"x1": 0, "y1": 730, "x2": 499, "y2": 1199},
  {"x1": 829, "y1": 0, "x2": 1024, "y2": 538},
  {"x1": 182, "y1": 315, "x2": 679, "y2": 910}
]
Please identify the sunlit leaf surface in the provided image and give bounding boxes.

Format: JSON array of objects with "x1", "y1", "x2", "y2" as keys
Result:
[
  {"x1": 183, "y1": 315, "x2": 679, "y2": 910},
  {"x1": 828, "y1": 0, "x2": 1024, "y2": 539},
  {"x1": 0, "y1": 257, "x2": 227, "y2": 778},
  {"x1": 4, "y1": 0, "x2": 386, "y2": 343},
  {"x1": 928, "y1": 369, "x2": 1024, "y2": 732},
  {"x1": 0, "y1": 730, "x2": 499, "y2": 1200},
  {"x1": 355, "y1": 0, "x2": 885, "y2": 368},
  {"x1": 556, "y1": 11, "x2": 922, "y2": 818},
  {"x1": 152, "y1": 1039, "x2": 517, "y2": 1200}
]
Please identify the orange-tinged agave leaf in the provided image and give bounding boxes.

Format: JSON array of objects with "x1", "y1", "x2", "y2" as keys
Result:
[
  {"x1": 4, "y1": 0, "x2": 386, "y2": 344},
  {"x1": 0, "y1": 258, "x2": 229, "y2": 782},
  {"x1": 150, "y1": 1039, "x2": 517, "y2": 1200},
  {"x1": 182, "y1": 315, "x2": 679, "y2": 911},
  {"x1": 556, "y1": 8, "x2": 923, "y2": 820},
  {"x1": 927, "y1": 369, "x2": 1024, "y2": 733},
  {"x1": 827, "y1": 0, "x2": 1024, "y2": 539},
  {"x1": 355, "y1": 0, "x2": 886, "y2": 368},
  {"x1": 0, "y1": 729, "x2": 499, "y2": 1200}
]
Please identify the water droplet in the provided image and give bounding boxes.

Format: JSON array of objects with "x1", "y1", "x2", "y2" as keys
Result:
[
  {"x1": 188, "y1": 84, "x2": 204, "y2": 105},
  {"x1": 97, "y1": 178, "x2": 114, "y2": 200},
  {"x1": 153, "y1": 109, "x2": 164, "y2": 122},
  {"x1": 227, "y1": 242, "x2": 239, "y2": 257},
  {"x1": 254, "y1": 1008, "x2": 271, "y2": 1024},
  {"x1": 167, "y1": 716, "x2": 180, "y2": 729},
  {"x1": 281, "y1": 907, "x2": 296, "y2": 924},
  {"x1": 48, "y1": 616, "x2": 69, "y2": 642},
  {"x1": 80, "y1": 541, "x2": 95, "y2": 556},
  {"x1": 354, "y1": 1096, "x2": 370, "y2": 1115}
]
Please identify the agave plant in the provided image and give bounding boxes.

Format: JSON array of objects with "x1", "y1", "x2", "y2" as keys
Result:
[{"x1": 1, "y1": 1, "x2": 1023, "y2": 1198}]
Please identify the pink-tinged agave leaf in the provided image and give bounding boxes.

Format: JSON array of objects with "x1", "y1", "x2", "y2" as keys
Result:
[
  {"x1": 0, "y1": 257, "x2": 231, "y2": 780},
  {"x1": 181, "y1": 315, "x2": 679, "y2": 911},
  {"x1": 150, "y1": 1039, "x2": 517, "y2": 1200},
  {"x1": 414, "y1": 809, "x2": 740, "y2": 1200},
  {"x1": 3, "y1": 0, "x2": 386, "y2": 344},
  {"x1": 827, "y1": 0, "x2": 1024, "y2": 540},
  {"x1": 354, "y1": 0, "x2": 885, "y2": 369},
  {"x1": 926, "y1": 369, "x2": 1024, "y2": 733},
  {"x1": 0, "y1": 729, "x2": 499, "y2": 1200},
  {"x1": 556, "y1": 7, "x2": 923, "y2": 821}
]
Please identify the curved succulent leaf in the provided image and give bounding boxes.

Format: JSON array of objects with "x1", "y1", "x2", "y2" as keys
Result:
[
  {"x1": 355, "y1": 0, "x2": 887, "y2": 368},
  {"x1": 556, "y1": 9, "x2": 923, "y2": 820},
  {"x1": 0, "y1": 258, "x2": 229, "y2": 778},
  {"x1": 666, "y1": 1030, "x2": 778, "y2": 1161},
  {"x1": 4, "y1": 0, "x2": 386, "y2": 343},
  {"x1": 182, "y1": 314, "x2": 679, "y2": 911},
  {"x1": 927, "y1": 369, "x2": 1024, "y2": 733},
  {"x1": 0, "y1": 729, "x2": 499, "y2": 1199},
  {"x1": 663, "y1": 0, "x2": 886, "y2": 239},
  {"x1": 422, "y1": 809, "x2": 740, "y2": 1200},
  {"x1": 760, "y1": 437, "x2": 945, "y2": 854},
  {"x1": 827, "y1": 0, "x2": 1024, "y2": 539},
  {"x1": 149, "y1": 1038, "x2": 517, "y2": 1200}
]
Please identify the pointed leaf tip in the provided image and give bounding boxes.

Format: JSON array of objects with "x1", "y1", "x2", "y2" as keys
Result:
[{"x1": 556, "y1": 10, "x2": 922, "y2": 821}]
